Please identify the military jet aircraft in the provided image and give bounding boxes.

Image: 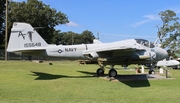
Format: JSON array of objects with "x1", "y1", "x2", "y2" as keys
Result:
[{"x1": 7, "y1": 22, "x2": 168, "y2": 77}]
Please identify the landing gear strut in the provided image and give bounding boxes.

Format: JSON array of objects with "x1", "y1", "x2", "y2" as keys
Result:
[
  {"x1": 96, "y1": 58, "x2": 106, "y2": 76},
  {"x1": 149, "y1": 63, "x2": 156, "y2": 74}
]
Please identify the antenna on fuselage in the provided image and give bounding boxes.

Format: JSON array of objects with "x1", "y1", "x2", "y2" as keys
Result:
[{"x1": 97, "y1": 31, "x2": 99, "y2": 40}]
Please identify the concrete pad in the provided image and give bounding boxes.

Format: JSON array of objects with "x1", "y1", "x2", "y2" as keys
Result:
[{"x1": 99, "y1": 74, "x2": 173, "y2": 82}]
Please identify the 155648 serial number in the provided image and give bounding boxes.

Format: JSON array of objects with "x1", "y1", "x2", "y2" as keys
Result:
[{"x1": 24, "y1": 42, "x2": 41, "y2": 47}]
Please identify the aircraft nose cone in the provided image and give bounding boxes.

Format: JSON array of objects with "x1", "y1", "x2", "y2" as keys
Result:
[
  {"x1": 156, "y1": 48, "x2": 168, "y2": 61},
  {"x1": 162, "y1": 49, "x2": 168, "y2": 59}
]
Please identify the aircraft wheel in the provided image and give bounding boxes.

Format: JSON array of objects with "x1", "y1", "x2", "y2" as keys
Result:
[
  {"x1": 149, "y1": 70, "x2": 155, "y2": 74},
  {"x1": 96, "y1": 68, "x2": 104, "y2": 76},
  {"x1": 108, "y1": 69, "x2": 117, "y2": 77}
]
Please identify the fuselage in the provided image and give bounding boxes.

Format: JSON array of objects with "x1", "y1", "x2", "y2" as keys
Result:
[{"x1": 24, "y1": 39, "x2": 168, "y2": 65}]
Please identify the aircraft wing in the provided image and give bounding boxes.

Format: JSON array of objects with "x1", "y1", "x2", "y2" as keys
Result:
[
  {"x1": 85, "y1": 46, "x2": 142, "y2": 52},
  {"x1": 83, "y1": 46, "x2": 150, "y2": 60}
]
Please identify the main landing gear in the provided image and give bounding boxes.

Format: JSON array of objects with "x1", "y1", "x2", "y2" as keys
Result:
[
  {"x1": 149, "y1": 70, "x2": 155, "y2": 74},
  {"x1": 148, "y1": 63, "x2": 156, "y2": 74},
  {"x1": 96, "y1": 58, "x2": 118, "y2": 77},
  {"x1": 96, "y1": 68, "x2": 105, "y2": 76},
  {"x1": 96, "y1": 65, "x2": 117, "y2": 77},
  {"x1": 108, "y1": 69, "x2": 117, "y2": 77}
]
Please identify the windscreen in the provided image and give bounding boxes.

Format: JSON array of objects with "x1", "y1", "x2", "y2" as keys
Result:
[{"x1": 135, "y1": 39, "x2": 155, "y2": 48}]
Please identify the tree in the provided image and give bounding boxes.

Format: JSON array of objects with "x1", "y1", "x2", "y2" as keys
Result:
[
  {"x1": 56, "y1": 31, "x2": 95, "y2": 45},
  {"x1": 80, "y1": 30, "x2": 95, "y2": 44},
  {"x1": 51, "y1": 30, "x2": 62, "y2": 45},
  {"x1": 0, "y1": 0, "x2": 95, "y2": 48},
  {"x1": 158, "y1": 10, "x2": 180, "y2": 51},
  {"x1": 0, "y1": 0, "x2": 5, "y2": 49},
  {"x1": 60, "y1": 31, "x2": 79, "y2": 45},
  {"x1": 8, "y1": 0, "x2": 69, "y2": 44}
]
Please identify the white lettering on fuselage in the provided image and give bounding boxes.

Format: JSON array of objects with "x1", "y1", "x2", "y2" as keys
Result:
[{"x1": 65, "y1": 48, "x2": 77, "y2": 52}]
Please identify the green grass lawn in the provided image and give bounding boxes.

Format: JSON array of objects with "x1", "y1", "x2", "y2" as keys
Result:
[{"x1": 0, "y1": 60, "x2": 180, "y2": 103}]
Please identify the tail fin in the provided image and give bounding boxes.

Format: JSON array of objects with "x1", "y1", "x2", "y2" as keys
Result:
[
  {"x1": 7, "y1": 22, "x2": 48, "y2": 52},
  {"x1": 93, "y1": 39, "x2": 102, "y2": 44}
]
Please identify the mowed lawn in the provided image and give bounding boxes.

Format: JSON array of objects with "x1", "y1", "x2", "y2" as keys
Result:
[{"x1": 0, "y1": 60, "x2": 180, "y2": 103}]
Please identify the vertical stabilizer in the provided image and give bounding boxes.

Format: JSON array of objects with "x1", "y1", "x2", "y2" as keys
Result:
[{"x1": 7, "y1": 22, "x2": 48, "y2": 52}]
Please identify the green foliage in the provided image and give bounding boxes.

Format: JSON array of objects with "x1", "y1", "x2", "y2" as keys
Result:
[
  {"x1": 57, "y1": 30, "x2": 95, "y2": 45},
  {"x1": 8, "y1": 0, "x2": 69, "y2": 44},
  {"x1": 0, "y1": 0, "x2": 5, "y2": 49},
  {"x1": 158, "y1": 10, "x2": 180, "y2": 51},
  {"x1": 81, "y1": 30, "x2": 95, "y2": 44},
  {"x1": 0, "y1": 0, "x2": 5, "y2": 34},
  {"x1": 0, "y1": 0, "x2": 95, "y2": 48}
]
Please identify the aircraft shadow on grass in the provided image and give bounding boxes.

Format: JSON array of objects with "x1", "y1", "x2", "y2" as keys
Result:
[
  {"x1": 30, "y1": 71, "x2": 150, "y2": 87},
  {"x1": 30, "y1": 71, "x2": 95, "y2": 80},
  {"x1": 78, "y1": 71, "x2": 151, "y2": 88},
  {"x1": 113, "y1": 74, "x2": 151, "y2": 87}
]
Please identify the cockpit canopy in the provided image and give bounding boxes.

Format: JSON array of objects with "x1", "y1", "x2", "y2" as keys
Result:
[{"x1": 135, "y1": 39, "x2": 155, "y2": 48}]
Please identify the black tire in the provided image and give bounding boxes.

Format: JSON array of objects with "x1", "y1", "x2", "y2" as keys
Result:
[
  {"x1": 108, "y1": 69, "x2": 117, "y2": 77},
  {"x1": 149, "y1": 70, "x2": 155, "y2": 74},
  {"x1": 96, "y1": 68, "x2": 104, "y2": 76}
]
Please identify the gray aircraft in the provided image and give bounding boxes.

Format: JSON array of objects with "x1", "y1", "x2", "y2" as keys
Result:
[{"x1": 7, "y1": 22, "x2": 168, "y2": 77}]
